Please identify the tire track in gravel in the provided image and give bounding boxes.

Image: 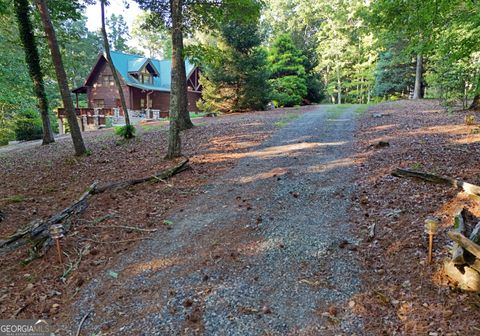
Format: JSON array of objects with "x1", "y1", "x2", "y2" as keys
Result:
[{"x1": 71, "y1": 105, "x2": 363, "y2": 336}]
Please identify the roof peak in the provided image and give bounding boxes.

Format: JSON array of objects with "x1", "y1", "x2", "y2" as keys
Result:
[{"x1": 108, "y1": 50, "x2": 171, "y2": 63}]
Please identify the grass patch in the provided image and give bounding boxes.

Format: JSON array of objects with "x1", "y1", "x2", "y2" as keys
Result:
[
  {"x1": 141, "y1": 124, "x2": 165, "y2": 132},
  {"x1": 409, "y1": 162, "x2": 424, "y2": 170},
  {"x1": 355, "y1": 104, "x2": 373, "y2": 114},
  {"x1": 274, "y1": 112, "x2": 299, "y2": 127},
  {"x1": 2, "y1": 195, "x2": 26, "y2": 203},
  {"x1": 190, "y1": 112, "x2": 207, "y2": 119}
]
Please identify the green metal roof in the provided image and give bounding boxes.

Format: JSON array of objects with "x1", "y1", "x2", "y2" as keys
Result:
[{"x1": 109, "y1": 51, "x2": 196, "y2": 92}]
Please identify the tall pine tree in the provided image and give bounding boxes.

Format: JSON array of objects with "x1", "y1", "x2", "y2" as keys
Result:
[
  {"x1": 268, "y1": 34, "x2": 307, "y2": 107},
  {"x1": 199, "y1": 20, "x2": 270, "y2": 112}
]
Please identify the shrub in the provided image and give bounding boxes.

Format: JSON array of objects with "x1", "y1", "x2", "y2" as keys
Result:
[
  {"x1": 105, "y1": 116, "x2": 113, "y2": 128},
  {"x1": 0, "y1": 127, "x2": 15, "y2": 146},
  {"x1": 114, "y1": 124, "x2": 135, "y2": 139},
  {"x1": 14, "y1": 109, "x2": 43, "y2": 141},
  {"x1": 269, "y1": 75, "x2": 307, "y2": 107}
]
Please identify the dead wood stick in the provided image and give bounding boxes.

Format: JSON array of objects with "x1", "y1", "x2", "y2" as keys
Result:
[
  {"x1": 92, "y1": 158, "x2": 189, "y2": 194},
  {"x1": 88, "y1": 225, "x2": 157, "y2": 232},
  {"x1": 75, "y1": 311, "x2": 91, "y2": 336},
  {"x1": 448, "y1": 231, "x2": 480, "y2": 259},
  {"x1": 392, "y1": 168, "x2": 480, "y2": 196},
  {"x1": 452, "y1": 209, "x2": 466, "y2": 265},
  {"x1": 82, "y1": 237, "x2": 153, "y2": 244}
]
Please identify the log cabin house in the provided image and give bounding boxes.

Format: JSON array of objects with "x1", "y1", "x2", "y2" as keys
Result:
[{"x1": 57, "y1": 51, "x2": 202, "y2": 131}]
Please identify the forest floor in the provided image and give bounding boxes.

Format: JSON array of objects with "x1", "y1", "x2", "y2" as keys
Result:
[
  {"x1": 350, "y1": 100, "x2": 480, "y2": 335},
  {"x1": 1, "y1": 101, "x2": 480, "y2": 335}
]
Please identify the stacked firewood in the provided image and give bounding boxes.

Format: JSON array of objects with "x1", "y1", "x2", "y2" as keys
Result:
[
  {"x1": 391, "y1": 168, "x2": 480, "y2": 292},
  {"x1": 444, "y1": 208, "x2": 480, "y2": 292}
]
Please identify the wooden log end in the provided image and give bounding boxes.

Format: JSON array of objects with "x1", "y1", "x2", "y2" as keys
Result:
[{"x1": 443, "y1": 260, "x2": 480, "y2": 292}]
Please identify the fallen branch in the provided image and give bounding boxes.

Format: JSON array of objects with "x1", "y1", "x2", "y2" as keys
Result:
[
  {"x1": 448, "y1": 231, "x2": 480, "y2": 259},
  {"x1": 0, "y1": 158, "x2": 189, "y2": 257},
  {"x1": 92, "y1": 158, "x2": 189, "y2": 194},
  {"x1": 75, "y1": 311, "x2": 91, "y2": 336},
  {"x1": 391, "y1": 168, "x2": 480, "y2": 196},
  {"x1": 0, "y1": 182, "x2": 97, "y2": 257}
]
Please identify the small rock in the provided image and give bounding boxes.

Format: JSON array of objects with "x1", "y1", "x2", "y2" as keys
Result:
[
  {"x1": 348, "y1": 300, "x2": 355, "y2": 308},
  {"x1": 261, "y1": 306, "x2": 272, "y2": 314}
]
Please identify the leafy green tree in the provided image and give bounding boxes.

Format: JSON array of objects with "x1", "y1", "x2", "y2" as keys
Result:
[
  {"x1": 268, "y1": 33, "x2": 307, "y2": 107},
  {"x1": 35, "y1": 0, "x2": 87, "y2": 155},
  {"x1": 57, "y1": 16, "x2": 103, "y2": 88},
  {"x1": 134, "y1": 0, "x2": 262, "y2": 159},
  {"x1": 0, "y1": 0, "x2": 36, "y2": 145},
  {"x1": 198, "y1": 20, "x2": 270, "y2": 112},
  {"x1": 106, "y1": 14, "x2": 130, "y2": 52},
  {"x1": 372, "y1": 42, "x2": 415, "y2": 99},
  {"x1": 14, "y1": 0, "x2": 54, "y2": 144},
  {"x1": 131, "y1": 12, "x2": 170, "y2": 59}
]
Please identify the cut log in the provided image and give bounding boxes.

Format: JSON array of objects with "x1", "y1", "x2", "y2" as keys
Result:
[
  {"x1": 443, "y1": 260, "x2": 480, "y2": 292},
  {"x1": 391, "y1": 168, "x2": 480, "y2": 196},
  {"x1": 451, "y1": 209, "x2": 466, "y2": 265},
  {"x1": 469, "y1": 259, "x2": 480, "y2": 273},
  {"x1": 0, "y1": 158, "x2": 189, "y2": 258},
  {"x1": 448, "y1": 231, "x2": 480, "y2": 259},
  {"x1": 470, "y1": 221, "x2": 480, "y2": 245}
]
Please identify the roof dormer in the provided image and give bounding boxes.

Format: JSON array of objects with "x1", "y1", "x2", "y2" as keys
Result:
[{"x1": 128, "y1": 58, "x2": 159, "y2": 85}]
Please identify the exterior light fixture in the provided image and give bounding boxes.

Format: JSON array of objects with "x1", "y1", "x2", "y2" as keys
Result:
[
  {"x1": 49, "y1": 224, "x2": 65, "y2": 264},
  {"x1": 424, "y1": 217, "x2": 439, "y2": 264}
]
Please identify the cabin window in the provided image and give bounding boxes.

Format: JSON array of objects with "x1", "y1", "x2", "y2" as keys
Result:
[
  {"x1": 93, "y1": 99, "x2": 105, "y2": 108},
  {"x1": 102, "y1": 75, "x2": 114, "y2": 86},
  {"x1": 142, "y1": 73, "x2": 152, "y2": 85}
]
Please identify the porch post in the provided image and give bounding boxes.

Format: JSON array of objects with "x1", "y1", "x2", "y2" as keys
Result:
[
  {"x1": 75, "y1": 93, "x2": 79, "y2": 108},
  {"x1": 57, "y1": 117, "x2": 64, "y2": 135}
]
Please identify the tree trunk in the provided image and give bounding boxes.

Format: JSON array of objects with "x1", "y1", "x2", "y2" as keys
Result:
[
  {"x1": 171, "y1": 2, "x2": 193, "y2": 131},
  {"x1": 469, "y1": 76, "x2": 480, "y2": 111},
  {"x1": 336, "y1": 67, "x2": 342, "y2": 105},
  {"x1": 100, "y1": 0, "x2": 133, "y2": 136},
  {"x1": 165, "y1": 0, "x2": 185, "y2": 159},
  {"x1": 35, "y1": 0, "x2": 86, "y2": 156},
  {"x1": 14, "y1": 0, "x2": 54, "y2": 145},
  {"x1": 413, "y1": 53, "x2": 424, "y2": 100}
]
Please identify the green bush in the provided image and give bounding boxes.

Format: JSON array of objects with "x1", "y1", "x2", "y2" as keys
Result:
[
  {"x1": 0, "y1": 127, "x2": 15, "y2": 146},
  {"x1": 14, "y1": 109, "x2": 43, "y2": 141},
  {"x1": 269, "y1": 75, "x2": 307, "y2": 107},
  {"x1": 114, "y1": 124, "x2": 136, "y2": 139},
  {"x1": 105, "y1": 116, "x2": 113, "y2": 128}
]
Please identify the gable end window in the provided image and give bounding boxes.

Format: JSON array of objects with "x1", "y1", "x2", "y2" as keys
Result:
[
  {"x1": 102, "y1": 75, "x2": 114, "y2": 86},
  {"x1": 93, "y1": 99, "x2": 105, "y2": 108}
]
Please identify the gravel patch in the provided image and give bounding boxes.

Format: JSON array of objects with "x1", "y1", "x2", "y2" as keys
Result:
[{"x1": 70, "y1": 106, "x2": 363, "y2": 335}]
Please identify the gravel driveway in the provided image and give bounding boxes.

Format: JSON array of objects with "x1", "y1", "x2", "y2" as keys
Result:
[{"x1": 72, "y1": 105, "x2": 363, "y2": 335}]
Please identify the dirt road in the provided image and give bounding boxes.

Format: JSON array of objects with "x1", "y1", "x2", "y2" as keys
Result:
[{"x1": 72, "y1": 105, "x2": 363, "y2": 335}]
